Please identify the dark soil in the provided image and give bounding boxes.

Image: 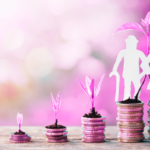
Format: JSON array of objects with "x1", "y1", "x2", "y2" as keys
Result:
[
  {"x1": 14, "y1": 130, "x2": 25, "y2": 135},
  {"x1": 45, "y1": 119, "x2": 66, "y2": 129},
  {"x1": 83, "y1": 107, "x2": 101, "y2": 118},
  {"x1": 119, "y1": 97, "x2": 141, "y2": 104}
]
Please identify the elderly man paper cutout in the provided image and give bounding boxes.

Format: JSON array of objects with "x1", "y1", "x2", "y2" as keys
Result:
[{"x1": 110, "y1": 35, "x2": 148, "y2": 101}]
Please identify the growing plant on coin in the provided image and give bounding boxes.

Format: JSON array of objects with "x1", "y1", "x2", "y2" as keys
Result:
[
  {"x1": 114, "y1": 12, "x2": 150, "y2": 98},
  {"x1": 78, "y1": 74, "x2": 105, "y2": 110},
  {"x1": 17, "y1": 113, "x2": 23, "y2": 132},
  {"x1": 51, "y1": 92, "x2": 61, "y2": 124}
]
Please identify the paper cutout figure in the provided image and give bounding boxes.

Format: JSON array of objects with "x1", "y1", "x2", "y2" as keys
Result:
[
  {"x1": 110, "y1": 35, "x2": 148, "y2": 101},
  {"x1": 17, "y1": 113, "x2": 23, "y2": 132},
  {"x1": 110, "y1": 12, "x2": 150, "y2": 101},
  {"x1": 51, "y1": 92, "x2": 61, "y2": 123},
  {"x1": 78, "y1": 74, "x2": 105, "y2": 109}
]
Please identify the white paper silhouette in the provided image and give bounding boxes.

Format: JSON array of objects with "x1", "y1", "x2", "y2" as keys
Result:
[{"x1": 110, "y1": 35, "x2": 148, "y2": 101}]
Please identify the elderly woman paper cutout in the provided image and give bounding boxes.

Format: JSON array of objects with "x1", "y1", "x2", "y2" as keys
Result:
[{"x1": 110, "y1": 35, "x2": 148, "y2": 101}]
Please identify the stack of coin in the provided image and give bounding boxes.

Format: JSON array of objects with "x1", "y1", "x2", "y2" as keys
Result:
[
  {"x1": 81, "y1": 116, "x2": 106, "y2": 143},
  {"x1": 9, "y1": 133, "x2": 31, "y2": 143},
  {"x1": 116, "y1": 102, "x2": 145, "y2": 142},
  {"x1": 147, "y1": 101, "x2": 150, "y2": 139},
  {"x1": 44, "y1": 127, "x2": 68, "y2": 143}
]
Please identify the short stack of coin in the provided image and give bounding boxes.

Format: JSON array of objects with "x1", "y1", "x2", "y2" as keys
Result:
[
  {"x1": 9, "y1": 133, "x2": 31, "y2": 143},
  {"x1": 147, "y1": 101, "x2": 150, "y2": 139},
  {"x1": 116, "y1": 102, "x2": 145, "y2": 142},
  {"x1": 44, "y1": 128, "x2": 68, "y2": 143},
  {"x1": 81, "y1": 116, "x2": 106, "y2": 143}
]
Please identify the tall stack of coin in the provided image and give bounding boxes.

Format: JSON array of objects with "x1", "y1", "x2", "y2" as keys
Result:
[
  {"x1": 116, "y1": 102, "x2": 145, "y2": 142},
  {"x1": 44, "y1": 127, "x2": 68, "y2": 143},
  {"x1": 147, "y1": 101, "x2": 150, "y2": 139},
  {"x1": 81, "y1": 116, "x2": 106, "y2": 143},
  {"x1": 9, "y1": 131, "x2": 31, "y2": 143}
]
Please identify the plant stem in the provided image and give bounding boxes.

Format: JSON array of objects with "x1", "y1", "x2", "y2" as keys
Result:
[
  {"x1": 19, "y1": 123, "x2": 21, "y2": 132},
  {"x1": 135, "y1": 26, "x2": 150, "y2": 98},
  {"x1": 54, "y1": 113, "x2": 56, "y2": 124},
  {"x1": 55, "y1": 119, "x2": 58, "y2": 128}
]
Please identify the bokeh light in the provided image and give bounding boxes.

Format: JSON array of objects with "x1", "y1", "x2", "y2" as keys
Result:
[{"x1": 0, "y1": 0, "x2": 149, "y2": 126}]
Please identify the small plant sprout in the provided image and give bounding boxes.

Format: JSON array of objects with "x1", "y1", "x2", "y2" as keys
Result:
[
  {"x1": 17, "y1": 113, "x2": 23, "y2": 132},
  {"x1": 78, "y1": 74, "x2": 105, "y2": 110},
  {"x1": 51, "y1": 92, "x2": 61, "y2": 125}
]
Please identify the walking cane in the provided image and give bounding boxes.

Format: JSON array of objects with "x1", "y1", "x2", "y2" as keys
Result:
[{"x1": 109, "y1": 72, "x2": 120, "y2": 102}]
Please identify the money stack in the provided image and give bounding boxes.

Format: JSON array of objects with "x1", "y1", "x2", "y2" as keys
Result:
[
  {"x1": 44, "y1": 127, "x2": 68, "y2": 143},
  {"x1": 9, "y1": 131, "x2": 31, "y2": 143},
  {"x1": 116, "y1": 102, "x2": 145, "y2": 142},
  {"x1": 81, "y1": 116, "x2": 106, "y2": 143},
  {"x1": 147, "y1": 101, "x2": 150, "y2": 139}
]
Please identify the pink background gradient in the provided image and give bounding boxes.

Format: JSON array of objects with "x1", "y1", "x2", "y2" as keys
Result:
[{"x1": 0, "y1": 0, "x2": 149, "y2": 126}]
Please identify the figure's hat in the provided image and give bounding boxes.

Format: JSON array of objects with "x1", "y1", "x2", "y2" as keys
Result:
[{"x1": 125, "y1": 35, "x2": 138, "y2": 43}]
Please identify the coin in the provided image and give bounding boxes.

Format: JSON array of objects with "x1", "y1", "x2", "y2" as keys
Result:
[
  {"x1": 118, "y1": 116, "x2": 143, "y2": 119},
  {"x1": 117, "y1": 122, "x2": 145, "y2": 126},
  {"x1": 45, "y1": 128, "x2": 66, "y2": 133},
  {"x1": 82, "y1": 129, "x2": 105, "y2": 134},
  {"x1": 46, "y1": 138, "x2": 68, "y2": 143},
  {"x1": 82, "y1": 135, "x2": 105, "y2": 140},
  {"x1": 44, "y1": 130, "x2": 68, "y2": 136},
  {"x1": 81, "y1": 116, "x2": 105, "y2": 122},
  {"x1": 147, "y1": 101, "x2": 150, "y2": 106},
  {"x1": 82, "y1": 126, "x2": 105, "y2": 131},
  {"x1": 118, "y1": 113, "x2": 143, "y2": 117},
  {"x1": 82, "y1": 139, "x2": 105, "y2": 143},
  {"x1": 82, "y1": 133, "x2": 105, "y2": 136},
  {"x1": 10, "y1": 133, "x2": 29, "y2": 138},
  {"x1": 82, "y1": 122, "x2": 106, "y2": 127},
  {"x1": 116, "y1": 102, "x2": 144, "y2": 108},
  {"x1": 118, "y1": 133, "x2": 144, "y2": 138},
  {"x1": 9, "y1": 139, "x2": 31, "y2": 143},
  {"x1": 46, "y1": 135, "x2": 67, "y2": 140},
  {"x1": 118, "y1": 138, "x2": 143, "y2": 143},
  {"x1": 117, "y1": 107, "x2": 143, "y2": 112},
  {"x1": 118, "y1": 132, "x2": 143, "y2": 135},
  {"x1": 10, "y1": 136, "x2": 31, "y2": 141},
  {"x1": 116, "y1": 118, "x2": 143, "y2": 122},
  {"x1": 82, "y1": 121, "x2": 105, "y2": 126}
]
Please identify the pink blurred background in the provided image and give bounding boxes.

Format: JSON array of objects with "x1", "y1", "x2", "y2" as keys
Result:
[{"x1": 0, "y1": 0, "x2": 149, "y2": 126}]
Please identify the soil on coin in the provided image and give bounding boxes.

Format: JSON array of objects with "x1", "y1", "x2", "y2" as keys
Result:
[
  {"x1": 45, "y1": 119, "x2": 66, "y2": 129},
  {"x1": 83, "y1": 107, "x2": 101, "y2": 118},
  {"x1": 119, "y1": 97, "x2": 141, "y2": 104},
  {"x1": 14, "y1": 130, "x2": 25, "y2": 135}
]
